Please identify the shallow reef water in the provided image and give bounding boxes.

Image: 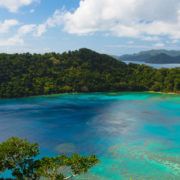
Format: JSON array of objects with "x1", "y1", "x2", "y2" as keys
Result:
[{"x1": 0, "y1": 92, "x2": 179, "y2": 179}]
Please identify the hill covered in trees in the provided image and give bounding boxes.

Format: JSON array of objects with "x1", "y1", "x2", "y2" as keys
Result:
[
  {"x1": 0, "y1": 48, "x2": 179, "y2": 98},
  {"x1": 120, "y1": 50, "x2": 180, "y2": 64}
]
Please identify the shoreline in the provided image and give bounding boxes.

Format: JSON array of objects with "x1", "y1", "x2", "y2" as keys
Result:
[
  {"x1": 147, "y1": 91, "x2": 179, "y2": 95},
  {"x1": 0, "y1": 91, "x2": 179, "y2": 100}
]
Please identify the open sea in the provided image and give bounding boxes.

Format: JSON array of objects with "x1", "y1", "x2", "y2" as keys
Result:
[{"x1": 0, "y1": 92, "x2": 180, "y2": 179}]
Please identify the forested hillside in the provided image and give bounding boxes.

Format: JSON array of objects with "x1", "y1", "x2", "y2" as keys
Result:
[
  {"x1": 0, "y1": 48, "x2": 179, "y2": 98},
  {"x1": 120, "y1": 50, "x2": 180, "y2": 64}
]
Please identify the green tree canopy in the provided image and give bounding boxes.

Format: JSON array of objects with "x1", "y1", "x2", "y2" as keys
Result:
[
  {"x1": 0, "y1": 48, "x2": 179, "y2": 99},
  {"x1": 0, "y1": 137, "x2": 98, "y2": 180}
]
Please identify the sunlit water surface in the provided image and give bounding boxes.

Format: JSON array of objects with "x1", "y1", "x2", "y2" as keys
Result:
[
  {"x1": 123, "y1": 60, "x2": 180, "y2": 69},
  {"x1": 0, "y1": 92, "x2": 180, "y2": 179}
]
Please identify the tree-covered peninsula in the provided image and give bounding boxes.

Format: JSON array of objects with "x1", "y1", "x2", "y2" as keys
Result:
[
  {"x1": 0, "y1": 48, "x2": 179, "y2": 98},
  {"x1": 119, "y1": 49, "x2": 180, "y2": 64}
]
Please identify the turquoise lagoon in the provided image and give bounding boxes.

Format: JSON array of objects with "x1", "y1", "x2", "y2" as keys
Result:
[{"x1": 0, "y1": 92, "x2": 180, "y2": 179}]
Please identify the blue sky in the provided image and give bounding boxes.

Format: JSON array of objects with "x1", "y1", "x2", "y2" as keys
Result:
[{"x1": 0, "y1": 0, "x2": 180, "y2": 55}]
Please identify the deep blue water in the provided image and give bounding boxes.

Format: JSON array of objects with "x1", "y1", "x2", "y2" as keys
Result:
[{"x1": 0, "y1": 92, "x2": 180, "y2": 179}]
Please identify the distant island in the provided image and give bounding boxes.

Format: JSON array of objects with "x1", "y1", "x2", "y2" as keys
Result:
[
  {"x1": 0, "y1": 48, "x2": 179, "y2": 98},
  {"x1": 119, "y1": 50, "x2": 180, "y2": 64}
]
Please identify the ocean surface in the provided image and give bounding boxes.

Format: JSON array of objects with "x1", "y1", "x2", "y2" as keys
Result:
[
  {"x1": 0, "y1": 92, "x2": 180, "y2": 179},
  {"x1": 123, "y1": 60, "x2": 180, "y2": 69}
]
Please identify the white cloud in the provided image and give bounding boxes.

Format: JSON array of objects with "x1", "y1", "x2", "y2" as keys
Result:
[
  {"x1": 35, "y1": 10, "x2": 64, "y2": 36},
  {"x1": 0, "y1": 36, "x2": 23, "y2": 46},
  {"x1": 142, "y1": 36, "x2": 160, "y2": 42},
  {"x1": 58, "y1": 0, "x2": 180, "y2": 40},
  {"x1": 0, "y1": 0, "x2": 35, "y2": 12},
  {"x1": 2, "y1": 0, "x2": 180, "y2": 48},
  {"x1": 0, "y1": 24, "x2": 36, "y2": 46},
  {"x1": 127, "y1": 41, "x2": 134, "y2": 45},
  {"x1": 18, "y1": 24, "x2": 36, "y2": 34},
  {"x1": 154, "y1": 43, "x2": 165, "y2": 49},
  {"x1": 105, "y1": 43, "x2": 180, "y2": 52},
  {"x1": 30, "y1": 0, "x2": 180, "y2": 42},
  {"x1": 0, "y1": 19, "x2": 19, "y2": 33}
]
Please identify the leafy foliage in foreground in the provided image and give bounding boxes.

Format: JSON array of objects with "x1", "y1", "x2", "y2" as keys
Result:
[
  {"x1": 0, "y1": 137, "x2": 98, "y2": 180},
  {"x1": 0, "y1": 48, "x2": 179, "y2": 98}
]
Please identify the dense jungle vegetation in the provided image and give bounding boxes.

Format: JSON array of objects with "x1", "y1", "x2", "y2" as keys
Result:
[{"x1": 0, "y1": 48, "x2": 179, "y2": 98}]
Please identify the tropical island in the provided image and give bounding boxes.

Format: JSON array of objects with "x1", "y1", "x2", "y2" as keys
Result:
[
  {"x1": 1, "y1": 0, "x2": 180, "y2": 179},
  {"x1": 0, "y1": 48, "x2": 179, "y2": 99}
]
